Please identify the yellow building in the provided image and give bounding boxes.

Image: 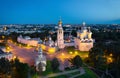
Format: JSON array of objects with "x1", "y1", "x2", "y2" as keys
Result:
[{"x1": 74, "y1": 22, "x2": 94, "y2": 51}]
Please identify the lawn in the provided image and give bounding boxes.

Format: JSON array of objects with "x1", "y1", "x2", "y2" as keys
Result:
[
  {"x1": 80, "y1": 67, "x2": 98, "y2": 78},
  {"x1": 66, "y1": 46, "x2": 89, "y2": 59},
  {"x1": 75, "y1": 64, "x2": 98, "y2": 78},
  {"x1": 42, "y1": 61, "x2": 53, "y2": 76},
  {"x1": 41, "y1": 61, "x2": 98, "y2": 78},
  {"x1": 42, "y1": 61, "x2": 61, "y2": 76},
  {"x1": 54, "y1": 67, "x2": 98, "y2": 78},
  {"x1": 50, "y1": 75, "x2": 67, "y2": 78}
]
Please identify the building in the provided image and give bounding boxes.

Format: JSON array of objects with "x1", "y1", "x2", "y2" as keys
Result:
[
  {"x1": 40, "y1": 36, "x2": 57, "y2": 53},
  {"x1": 0, "y1": 49, "x2": 12, "y2": 60},
  {"x1": 44, "y1": 36, "x2": 56, "y2": 47},
  {"x1": 74, "y1": 22, "x2": 94, "y2": 51},
  {"x1": 17, "y1": 20, "x2": 94, "y2": 52},
  {"x1": 17, "y1": 35, "x2": 39, "y2": 46},
  {"x1": 35, "y1": 46, "x2": 46, "y2": 71},
  {"x1": 57, "y1": 19, "x2": 65, "y2": 49},
  {"x1": 17, "y1": 35, "x2": 57, "y2": 53}
]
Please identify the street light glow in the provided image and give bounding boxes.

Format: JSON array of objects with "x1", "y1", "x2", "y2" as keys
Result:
[
  {"x1": 110, "y1": 53, "x2": 113, "y2": 57},
  {"x1": 62, "y1": 53, "x2": 64, "y2": 56},
  {"x1": 75, "y1": 51, "x2": 78, "y2": 54},
  {"x1": 69, "y1": 51, "x2": 73, "y2": 54}
]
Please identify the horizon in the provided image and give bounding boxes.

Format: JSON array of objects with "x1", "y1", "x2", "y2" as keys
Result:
[{"x1": 0, "y1": 0, "x2": 120, "y2": 24}]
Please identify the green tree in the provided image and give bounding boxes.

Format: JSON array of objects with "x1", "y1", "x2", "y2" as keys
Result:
[
  {"x1": 11, "y1": 58, "x2": 29, "y2": 78},
  {"x1": 0, "y1": 58, "x2": 11, "y2": 77},
  {"x1": 89, "y1": 47, "x2": 106, "y2": 68},
  {"x1": 70, "y1": 55, "x2": 83, "y2": 68},
  {"x1": 51, "y1": 58, "x2": 60, "y2": 71}
]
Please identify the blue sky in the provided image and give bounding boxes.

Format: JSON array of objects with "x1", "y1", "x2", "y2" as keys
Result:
[{"x1": 0, "y1": 0, "x2": 120, "y2": 24}]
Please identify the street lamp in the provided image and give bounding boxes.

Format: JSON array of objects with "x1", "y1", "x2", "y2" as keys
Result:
[
  {"x1": 62, "y1": 53, "x2": 64, "y2": 56},
  {"x1": 75, "y1": 51, "x2": 78, "y2": 54},
  {"x1": 109, "y1": 53, "x2": 113, "y2": 57},
  {"x1": 69, "y1": 51, "x2": 73, "y2": 54}
]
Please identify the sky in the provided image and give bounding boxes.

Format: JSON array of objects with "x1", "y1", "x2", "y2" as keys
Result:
[{"x1": 0, "y1": 0, "x2": 120, "y2": 24}]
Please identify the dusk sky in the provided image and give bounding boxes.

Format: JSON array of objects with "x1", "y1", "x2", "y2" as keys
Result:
[{"x1": 0, "y1": 0, "x2": 120, "y2": 24}]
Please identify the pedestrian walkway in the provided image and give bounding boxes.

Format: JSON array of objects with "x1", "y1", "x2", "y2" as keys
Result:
[
  {"x1": 42, "y1": 67, "x2": 85, "y2": 78},
  {"x1": 69, "y1": 68, "x2": 85, "y2": 78}
]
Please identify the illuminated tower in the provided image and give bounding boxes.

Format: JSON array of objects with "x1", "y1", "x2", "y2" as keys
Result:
[
  {"x1": 35, "y1": 46, "x2": 46, "y2": 71},
  {"x1": 57, "y1": 18, "x2": 65, "y2": 49}
]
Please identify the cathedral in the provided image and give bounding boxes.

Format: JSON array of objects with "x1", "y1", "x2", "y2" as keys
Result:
[{"x1": 74, "y1": 22, "x2": 94, "y2": 51}]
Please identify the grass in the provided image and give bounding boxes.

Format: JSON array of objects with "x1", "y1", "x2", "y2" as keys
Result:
[
  {"x1": 75, "y1": 64, "x2": 98, "y2": 78},
  {"x1": 42, "y1": 61, "x2": 53, "y2": 76},
  {"x1": 54, "y1": 67, "x2": 98, "y2": 78},
  {"x1": 52, "y1": 71, "x2": 80, "y2": 78},
  {"x1": 42, "y1": 61, "x2": 61, "y2": 76},
  {"x1": 82, "y1": 67, "x2": 98, "y2": 78},
  {"x1": 50, "y1": 75, "x2": 67, "y2": 78},
  {"x1": 66, "y1": 46, "x2": 89, "y2": 59},
  {"x1": 42, "y1": 61, "x2": 98, "y2": 78}
]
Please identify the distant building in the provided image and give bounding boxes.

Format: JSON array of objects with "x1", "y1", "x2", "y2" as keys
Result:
[
  {"x1": 35, "y1": 46, "x2": 46, "y2": 71},
  {"x1": 74, "y1": 22, "x2": 94, "y2": 51},
  {"x1": 0, "y1": 49, "x2": 12, "y2": 60}
]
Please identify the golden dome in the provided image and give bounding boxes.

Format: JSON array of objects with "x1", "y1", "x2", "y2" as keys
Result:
[{"x1": 58, "y1": 20, "x2": 62, "y2": 25}]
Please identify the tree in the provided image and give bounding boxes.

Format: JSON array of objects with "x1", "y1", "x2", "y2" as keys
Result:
[
  {"x1": 71, "y1": 30, "x2": 77, "y2": 37},
  {"x1": 70, "y1": 55, "x2": 83, "y2": 68},
  {"x1": 89, "y1": 47, "x2": 106, "y2": 68},
  {"x1": 51, "y1": 58, "x2": 60, "y2": 71},
  {"x1": 0, "y1": 58, "x2": 11, "y2": 77},
  {"x1": 11, "y1": 58, "x2": 29, "y2": 78}
]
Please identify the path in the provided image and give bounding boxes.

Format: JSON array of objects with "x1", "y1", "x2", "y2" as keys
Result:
[
  {"x1": 42, "y1": 67, "x2": 85, "y2": 78},
  {"x1": 69, "y1": 67, "x2": 85, "y2": 78}
]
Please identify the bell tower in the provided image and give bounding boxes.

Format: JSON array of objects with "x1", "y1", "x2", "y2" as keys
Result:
[{"x1": 57, "y1": 18, "x2": 65, "y2": 49}]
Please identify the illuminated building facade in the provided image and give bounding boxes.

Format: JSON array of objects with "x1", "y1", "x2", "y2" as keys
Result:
[
  {"x1": 74, "y1": 22, "x2": 94, "y2": 51},
  {"x1": 17, "y1": 35, "x2": 39, "y2": 46},
  {"x1": 0, "y1": 49, "x2": 12, "y2": 60},
  {"x1": 35, "y1": 47, "x2": 46, "y2": 71},
  {"x1": 57, "y1": 19, "x2": 65, "y2": 49},
  {"x1": 17, "y1": 35, "x2": 57, "y2": 53},
  {"x1": 17, "y1": 21, "x2": 94, "y2": 52}
]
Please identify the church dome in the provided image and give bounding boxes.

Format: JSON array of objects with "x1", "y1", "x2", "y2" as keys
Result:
[
  {"x1": 24, "y1": 36, "x2": 31, "y2": 40},
  {"x1": 45, "y1": 36, "x2": 55, "y2": 47}
]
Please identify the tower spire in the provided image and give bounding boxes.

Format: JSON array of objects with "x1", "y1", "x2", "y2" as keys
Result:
[
  {"x1": 58, "y1": 16, "x2": 62, "y2": 26},
  {"x1": 38, "y1": 45, "x2": 43, "y2": 57},
  {"x1": 83, "y1": 22, "x2": 86, "y2": 26}
]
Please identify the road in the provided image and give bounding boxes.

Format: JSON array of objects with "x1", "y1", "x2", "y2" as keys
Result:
[
  {"x1": 8, "y1": 42, "x2": 37, "y2": 65},
  {"x1": 8, "y1": 42, "x2": 74, "y2": 67}
]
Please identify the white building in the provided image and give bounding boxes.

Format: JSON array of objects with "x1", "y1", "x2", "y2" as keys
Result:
[
  {"x1": 45, "y1": 36, "x2": 55, "y2": 47},
  {"x1": 35, "y1": 46, "x2": 46, "y2": 71},
  {"x1": 74, "y1": 22, "x2": 94, "y2": 51},
  {"x1": 0, "y1": 49, "x2": 12, "y2": 60},
  {"x1": 17, "y1": 35, "x2": 39, "y2": 46},
  {"x1": 57, "y1": 19, "x2": 65, "y2": 49},
  {"x1": 17, "y1": 35, "x2": 57, "y2": 53}
]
